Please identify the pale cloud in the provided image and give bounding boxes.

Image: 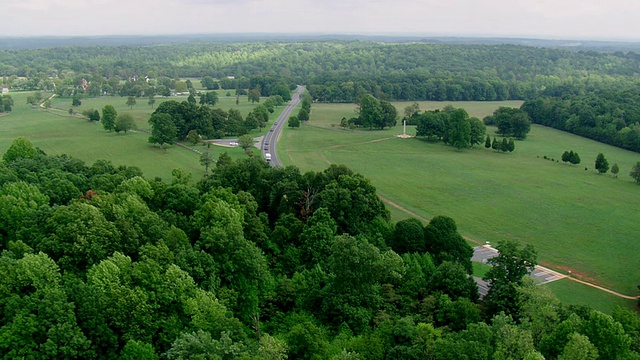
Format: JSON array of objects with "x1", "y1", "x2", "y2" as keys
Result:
[{"x1": 3, "y1": 0, "x2": 640, "y2": 40}]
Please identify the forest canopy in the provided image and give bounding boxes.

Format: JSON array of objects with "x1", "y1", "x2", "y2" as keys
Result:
[{"x1": 1, "y1": 137, "x2": 639, "y2": 359}]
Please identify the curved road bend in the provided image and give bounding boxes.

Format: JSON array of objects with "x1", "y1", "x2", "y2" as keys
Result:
[{"x1": 262, "y1": 85, "x2": 305, "y2": 167}]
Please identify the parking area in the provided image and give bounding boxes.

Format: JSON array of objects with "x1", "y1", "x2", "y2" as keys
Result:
[{"x1": 472, "y1": 245, "x2": 566, "y2": 297}]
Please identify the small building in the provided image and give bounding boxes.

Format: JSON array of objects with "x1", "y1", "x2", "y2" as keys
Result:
[{"x1": 1, "y1": 88, "x2": 8, "y2": 94}]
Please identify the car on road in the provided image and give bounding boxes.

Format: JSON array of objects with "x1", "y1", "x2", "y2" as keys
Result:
[
  {"x1": 270, "y1": 128, "x2": 274, "y2": 132},
  {"x1": 230, "y1": 141, "x2": 238, "y2": 146}
]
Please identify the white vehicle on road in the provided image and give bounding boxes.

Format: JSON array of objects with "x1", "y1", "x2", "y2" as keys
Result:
[{"x1": 264, "y1": 153, "x2": 271, "y2": 161}]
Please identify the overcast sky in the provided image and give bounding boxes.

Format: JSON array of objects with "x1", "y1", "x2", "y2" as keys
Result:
[{"x1": 5, "y1": 0, "x2": 640, "y2": 40}]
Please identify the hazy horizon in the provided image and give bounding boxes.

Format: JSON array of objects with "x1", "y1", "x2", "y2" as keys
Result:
[{"x1": 5, "y1": 0, "x2": 640, "y2": 41}]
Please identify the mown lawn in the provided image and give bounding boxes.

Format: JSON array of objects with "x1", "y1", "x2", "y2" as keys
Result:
[
  {"x1": 280, "y1": 101, "x2": 640, "y2": 296},
  {"x1": 542, "y1": 279, "x2": 637, "y2": 314},
  {"x1": 0, "y1": 92, "x2": 280, "y2": 180}
]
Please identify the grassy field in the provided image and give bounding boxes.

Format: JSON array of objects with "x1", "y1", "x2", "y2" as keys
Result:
[
  {"x1": 281, "y1": 101, "x2": 640, "y2": 297},
  {"x1": 543, "y1": 279, "x2": 636, "y2": 314},
  {"x1": 472, "y1": 262, "x2": 492, "y2": 279},
  {"x1": 0, "y1": 92, "x2": 281, "y2": 180}
]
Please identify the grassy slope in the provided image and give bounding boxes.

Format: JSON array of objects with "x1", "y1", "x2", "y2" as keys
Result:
[
  {"x1": 1, "y1": 92, "x2": 281, "y2": 180},
  {"x1": 543, "y1": 279, "x2": 636, "y2": 314},
  {"x1": 281, "y1": 101, "x2": 640, "y2": 296}
]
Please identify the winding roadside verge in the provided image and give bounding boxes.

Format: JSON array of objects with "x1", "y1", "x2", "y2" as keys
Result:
[{"x1": 378, "y1": 194, "x2": 639, "y2": 300}]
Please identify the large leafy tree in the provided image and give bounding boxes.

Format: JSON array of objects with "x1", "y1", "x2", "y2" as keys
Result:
[
  {"x1": 379, "y1": 100, "x2": 398, "y2": 129},
  {"x1": 447, "y1": 109, "x2": 471, "y2": 150},
  {"x1": 101, "y1": 105, "x2": 117, "y2": 131},
  {"x1": 248, "y1": 89, "x2": 261, "y2": 103},
  {"x1": 148, "y1": 113, "x2": 177, "y2": 147},
  {"x1": 469, "y1": 117, "x2": 486, "y2": 147},
  {"x1": 424, "y1": 215, "x2": 473, "y2": 273},
  {"x1": 483, "y1": 240, "x2": 538, "y2": 317},
  {"x1": 115, "y1": 113, "x2": 135, "y2": 134},
  {"x1": 358, "y1": 94, "x2": 382, "y2": 130},
  {"x1": 0, "y1": 253, "x2": 93, "y2": 358},
  {"x1": 2, "y1": 137, "x2": 38, "y2": 163},
  {"x1": 389, "y1": 217, "x2": 425, "y2": 254}
]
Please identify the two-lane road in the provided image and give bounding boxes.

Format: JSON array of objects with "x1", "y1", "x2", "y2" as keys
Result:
[{"x1": 262, "y1": 85, "x2": 304, "y2": 167}]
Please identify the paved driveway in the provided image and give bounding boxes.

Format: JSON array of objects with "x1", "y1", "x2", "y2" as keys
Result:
[{"x1": 473, "y1": 245, "x2": 566, "y2": 297}]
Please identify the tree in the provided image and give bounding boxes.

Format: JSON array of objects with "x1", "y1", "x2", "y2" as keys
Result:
[
  {"x1": 630, "y1": 162, "x2": 640, "y2": 184},
  {"x1": 27, "y1": 94, "x2": 37, "y2": 106},
  {"x1": 611, "y1": 163, "x2": 620, "y2": 178},
  {"x1": 2, "y1": 137, "x2": 38, "y2": 163},
  {"x1": 201, "y1": 76, "x2": 217, "y2": 90},
  {"x1": 200, "y1": 91, "x2": 219, "y2": 106},
  {"x1": 148, "y1": 94, "x2": 156, "y2": 108},
  {"x1": 358, "y1": 94, "x2": 382, "y2": 130},
  {"x1": 187, "y1": 130, "x2": 200, "y2": 144},
  {"x1": 288, "y1": 115, "x2": 300, "y2": 128},
  {"x1": 469, "y1": 117, "x2": 486, "y2": 147},
  {"x1": 558, "y1": 333, "x2": 599, "y2": 360},
  {"x1": 595, "y1": 153, "x2": 609, "y2": 174},
  {"x1": 126, "y1": 96, "x2": 136, "y2": 109},
  {"x1": 244, "y1": 112, "x2": 259, "y2": 132},
  {"x1": 448, "y1": 109, "x2": 471, "y2": 150},
  {"x1": 101, "y1": 105, "x2": 117, "y2": 131},
  {"x1": 248, "y1": 89, "x2": 261, "y2": 103},
  {"x1": 297, "y1": 108, "x2": 309, "y2": 122},
  {"x1": 148, "y1": 113, "x2": 177, "y2": 148},
  {"x1": 187, "y1": 94, "x2": 196, "y2": 104},
  {"x1": 253, "y1": 104, "x2": 270, "y2": 128},
  {"x1": 570, "y1": 151, "x2": 580, "y2": 165},
  {"x1": 72, "y1": 96, "x2": 81, "y2": 107},
  {"x1": 200, "y1": 151, "x2": 214, "y2": 176},
  {"x1": 501, "y1": 138, "x2": 509, "y2": 152},
  {"x1": 424, "y1": 215, "x2": 473, "y2": 273},
  {"x1": 507, "y1": 138, "x2": 515, "y2": 152},
  {"x1": 510, "y1": 111, "x2": 532, "y2": 140},
  {"x1": 87, "y1": 109, "x2": 99, "y2": 122},
  {"x1": 389, "y1": 217, "x2": 425, "y2": 254},
  {"x1": 562, "y1": 151, "x2": 572, "y2": 163},
  {"x1": 379, "y1": 100, "x2": 398, "y2": 129},
  {"x1": 483, "y1": 240, "x2": 537, "y2": 317},
  {"x1": 115, "y1": 114, "x2": 135, "y2": 134},
  {"x1": 271, "y1": 82, "x2": 292, "y2": 101},
  {"x1": 404, "y1": 102, "x2": 420, "y2": 118},
  {"x1": 237, "y1": 134, "x2": 255, "y2": 151},
  {"x1": 485, "y1": 135, "x2": 491, "y2": 148},
  {"x1": 492, "y1": 137, "x2": 499, "y2": 151}
]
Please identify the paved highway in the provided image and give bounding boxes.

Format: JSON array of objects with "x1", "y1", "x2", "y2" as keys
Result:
[{"x1": 262, "y1": 85, "x2": 305, "y2": 167}]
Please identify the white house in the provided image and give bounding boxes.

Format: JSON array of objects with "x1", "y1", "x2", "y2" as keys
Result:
[{"x1": 1, "y1": 88, "x2": 8, "y2": 94}]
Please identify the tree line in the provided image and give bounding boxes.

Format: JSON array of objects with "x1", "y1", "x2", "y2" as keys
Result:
[
  {"x1": 1, "y1": 137, "x2": 639, "y2": 359},
  {"x1": 521, "y1": 82, "x2": 640, "y2": 153},
  {"x1": 3, "y1": 41, "x2": 640, "y2": 103},
  {"x1": 145, "y1": 95, "x2": 286, "y2": 146}
]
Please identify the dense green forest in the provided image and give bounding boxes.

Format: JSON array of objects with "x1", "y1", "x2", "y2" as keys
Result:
[
  {"x1": 1, "y1": 137, "x2": 639, "y2": 359},
  {"x1": 2, "y1": 41, "x2": 640, "y2": 103},
  {"x1": 3, "y1": 40, "x2": 640, "y2": 153},
  {"x1": 521, "y1": 83, "x2": 640, "y2": 152}
]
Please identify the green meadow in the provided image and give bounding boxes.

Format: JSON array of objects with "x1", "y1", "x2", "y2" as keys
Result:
[
  {"x1": 280, "y1": 101, "x2": 640, "y2": 297},
  {"x1": 0, "y1": 92, "x2": 281, "y2": 180},
  {"x1": 543, "y1": 279, "x2": 636, "y2": 314}
]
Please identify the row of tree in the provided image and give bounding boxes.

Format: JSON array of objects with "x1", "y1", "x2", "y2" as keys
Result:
[
  {"x1": 414, "y1": 106, "x2": 486, "y2": 149},
  {"x1": 1, "y1": 137, "x2": 639, "y2": 359},
  {"x1": 145, "y1": 97, "x2": 283, "y2": 146},
  {"x1": 521, "y1": 82, "x2": 640, "y2": 153},
  {"x1": 4, "y1": 41, "x2": 640, "y2": 102}
]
